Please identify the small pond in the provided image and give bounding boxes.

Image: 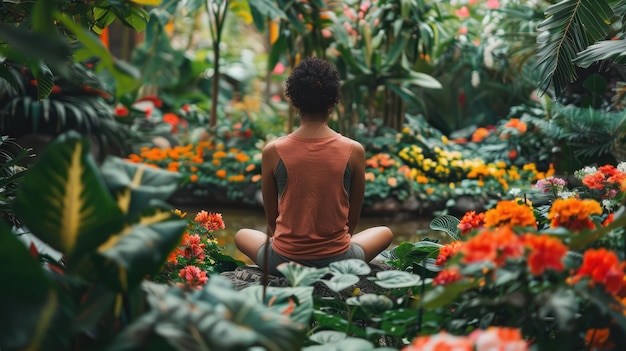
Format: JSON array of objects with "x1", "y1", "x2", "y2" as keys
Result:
[{"x1": 178, "y1": 204, "x2": 452, "y2": 264}]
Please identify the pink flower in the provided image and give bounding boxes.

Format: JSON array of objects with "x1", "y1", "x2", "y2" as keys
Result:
[
  {"x1": 456, "y1": 6, "x2": 470, "y2": 18},
  {"x1": 272, "y1": 62, "x2": 285, "y2": 75},
  {"x1": 469, "y1": 327, "x2": 528, "y2": 351},
  {"x1": 458, "y1": 26, "x2": 468, "y2": 35},
  {"x1": 487, "y1": 0, "x2": 500, "y2": 9}
]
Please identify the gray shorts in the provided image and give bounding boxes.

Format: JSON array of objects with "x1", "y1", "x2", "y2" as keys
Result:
[{"x1": 256, "y1": 242, "x2": 366, "y2": 276}]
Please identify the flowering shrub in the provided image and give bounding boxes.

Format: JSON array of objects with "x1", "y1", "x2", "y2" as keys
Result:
[
  {"x1": 126, "y1": 142, "x2": 261, "y2": 203},
  {"x1": 153, "y1": 209, "x2": 243, "y2": 289},
  {"x1": 420, "y1": 194, "x2": 626, "y2": 350},
  {"x1": 402, "y1": 327, "x2": 528, "y2": 351}
]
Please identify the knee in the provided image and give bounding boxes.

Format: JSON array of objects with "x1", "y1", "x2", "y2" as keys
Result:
[{"x1": 382, "y1": 226, "x2": 393, "y2": 243}]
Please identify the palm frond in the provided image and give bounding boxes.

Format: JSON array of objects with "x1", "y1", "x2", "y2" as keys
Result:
[
  {"x1": 573, "y1": 39, "x2": 626, "y2": 67},
  {"x1": 536, "y1": 0, "x2": 614, "y2": 96}
]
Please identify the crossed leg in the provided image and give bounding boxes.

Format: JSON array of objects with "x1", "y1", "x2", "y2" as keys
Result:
[{"x1": 234, "y1": 226, "x2": 393, "y2": 265}]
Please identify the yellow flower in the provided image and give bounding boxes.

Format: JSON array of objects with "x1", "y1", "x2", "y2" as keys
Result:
[{"x1": 172, "y1": 209, "x2": 187, "y2": 218}]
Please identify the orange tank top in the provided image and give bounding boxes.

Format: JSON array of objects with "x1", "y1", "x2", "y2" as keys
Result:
[{"x1": 271, "y1": 133, "x2": 353, "y2": 259}]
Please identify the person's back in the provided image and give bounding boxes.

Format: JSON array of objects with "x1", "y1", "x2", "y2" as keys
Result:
[
  {"x1": 272, "y1": 133, "x2": 353, "y2": 259},
  {"x1": 234, "y1": 57, "x2": 393, "y2": 276}
]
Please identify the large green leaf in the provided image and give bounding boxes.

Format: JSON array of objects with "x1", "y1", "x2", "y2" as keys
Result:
[
  {"x1": 240, "y1": 285, "x2": 314, "y2": 327},
  {"x1": 321, "y1": 273, "x2": 360, "y2": 292},
  {"x1": 55, "y1": 12, "x2": 140, "y2": 97},
  {"x1": 99, "y1": 156, "x2": 181, "y2": 219},
  {"x1": 329, "y1": 258, "x2": 372, "y2": 275},
  {"x1": 0, "y1": 224, "x2": 62, "y2": 351},
  {"x1": 535, "y1": 0, "x2": 614, "y2": 96},
  {"x1": 573, "y1": 39, "x2": 626, "y2": 67},
  {"x1": 94, "y1": 207, "x2": 187, "y2": 292},
  {"x1": 14, "y1": 132, "x2": 125, "y2": 265},
  {"x1": 368, "y1": 271, "x2": 422, "y2": 289},
  {"x1": 430, "y1": 214, "x2": 461, "y2": 240},
  {"x1": 277, "y1": 262, "x2": 330, "y2": 287},
  {"x1": 346, "y1": 293, "x2": 394, "y2": 316},
  {"x1": 111, "y1": 278, "x2": 306, "y2": 351}
]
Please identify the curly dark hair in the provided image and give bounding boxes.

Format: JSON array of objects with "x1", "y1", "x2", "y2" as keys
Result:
[{"x1": 285, "y1": 57, "x2": 341, "y2": 115}]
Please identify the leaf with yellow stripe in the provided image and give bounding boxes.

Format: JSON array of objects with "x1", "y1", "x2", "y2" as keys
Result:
[
  {"x1": 14, "y1": 132, "x2": 124, "y2": 265},
  {"x1": 93, "y1": 206, "x2": 187, "y2": 292},
  {"x1": 99, "y1": 156, "x2": 181, "y2": 220},
  {"x1": 0, "y1": 224, "x2": 62, "y2": 350}
]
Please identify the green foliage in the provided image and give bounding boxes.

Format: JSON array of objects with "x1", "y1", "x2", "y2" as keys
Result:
[
  {"x1": 0, "y1": 136, "x2": 30, "y2": 224},
  {"x1": 1, "y1": 131, "x2": 189, "y2": 350},
  {"x1": 536, "y1": 0, "x2": 615, "y2": 96}
]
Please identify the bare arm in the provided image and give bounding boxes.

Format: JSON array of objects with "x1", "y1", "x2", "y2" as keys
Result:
[
  {"x1": 261, "y1": 142, "x2": 280, "y2": 236},
  {"x1": 347, "y1": 141, "x2": 365, "y2": 235}
]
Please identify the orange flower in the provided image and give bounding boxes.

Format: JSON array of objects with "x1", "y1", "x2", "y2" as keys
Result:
[
  {"x1": 504, "y1": 118, "x2": 527, "y2": 133},
  {"x1": 483, "y1": 200, "x2": 537, "y2": 229},
  {"x1": 572, "y1": 248, "x2": 624, "y2": 294},
  {"x1": 585, "y1": 328, "x2": 614, "y2": 350},
  {"x1": 251, "y1": 174, "x2": 262, "y2": 183},
  {"x1": 190, "y1": 174, "x2": 198, "y2": 182},
  {"x1": 523, "y1": 234, "x2": 568, "y2": 275},
  {"x1": 403, "y1": 331, "x2": 472, "y2": 351},
  {"x1": 458, "y1": 211, "x2": 485, "y2": 236},
  {"x1": 177, "y1": 265, "x2": 208, "y2": 290},
  {"x1": 432, "y1": 268, "x2": 462, "y2": 286},
  {"x1": 235, "y1": 152, "x2": 250, "y2": 163},
  {"x1": 461, "y1": 226, "x2": 524, "y2": 267},
  {"x1": 471, "y1": 127, "x2": 490, "y2": 143},
  {"x1": 213, "y1": 151, "x2": 227, "y2": 159},
  {"x1": 365, "y1": 172, "x2": 376, "y2": 181},
  {"x1": 245, "y1": 164, "x2": 256, "y2": 172},
  {"x1": 435, "y1": 241, "x2": 463, "y2": 266},
  {"x1": 190, "y1": 166, "x2": 198, "y2": 172},
  {"x1": 228, "y1": 174, "x2": 245, "y2": 182},
  {"x1": 603, "y1": 213, "x2": 614, "y2": 227},
  {"x1": 387, "y1": 177, "x2": 397, "y2": 187},
  {"x1": 194, "y1": 210, "x2": 225, "y2": 232},
  {"x1": 548, "y1": 198, "x2": 602, "y2": 231},
  {"x1": 216, "y1": 169, "x2": 227, "y2": 179}
]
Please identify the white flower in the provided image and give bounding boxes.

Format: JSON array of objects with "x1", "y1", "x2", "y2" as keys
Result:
[
  {"x1": 471, "y1": 70, "x2": 481, "y2": 87},
  {"x1": 557, "y1": 191, "x2": 577, "y2": 199},
  {"x1": 617, "y1": 161, "x2": 626, "y2": 173},
  {"x1": 508, "y1": 187, "x2": 521, "y2": 196}
]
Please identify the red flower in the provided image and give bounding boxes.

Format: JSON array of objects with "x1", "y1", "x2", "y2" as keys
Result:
[
  {"x1": 177, "y1": 265, "x2": 208, "y2": 289},
  {"x1": 508, "y1": 149, "x2": 518, "y2": 160},
  {"x1": 136, "y1": 95, "x2": 163, "y2": 108},
  {"x1": 194, "y1": 211, "x2": 225, "y2": 232},
  {"x1": 114, "y1": 105, "x2": 129, "y2": 117},
  {"x1": 432, "y1": 268, "x2": 462, "y2": 286},
  {"x1": 461, "y1": 226, "x2": 524, "y2": 267},
  {"x1": 435, "y1": 241, "x2": 463, "y2": 266},
  {"x1": 458, "y1": 211, "x2": 485, "y2": 235},
  {"x1": 523, "y1": 234, "x2": 568, "y2": 275},
  {"x1": 573, "y1": 248, "x2": 625, "y2": 294}
]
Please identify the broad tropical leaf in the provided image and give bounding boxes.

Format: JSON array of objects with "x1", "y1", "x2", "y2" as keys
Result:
[
  {"x1": 536, "y1": 0, "x2": 614, "y2": 96},
  {"x1": 14, "y1": 132, "x2": 124, "y2": 264},
  {"x1": 94, "y1": 207, "x2": 187, "y2": 292},
  {"x1": 0, "y1": 224, "x2": 60, "y2": 351},
  {"x1": 346, "y1": 293, "x2": 394, "y2": 316},
  {"x1": 368, "y1": 270, "x2": 422, "y2": 289},
  {"x1": 573, "y1": 39, "x2": 626, "y2": 67},
  {"x1": 99, "y1": 156, "x2": 181, "y2": 219},
  {"x1": 240, "y1": 285, "x2": 314, "y2": 327},
  {"x1": 277, "y1": 262, "x2": 330, "y2": 287},
  {"x1": 111, "y1": 278, "x2": 306, "y2": 351},
  {"x1": 430, "y1": 215, "x2": 461, "y2": 240},
  {"x1": 328, "y1": 258, "x2": 372, "y2": 275},
  {"x1": 321, "y1": 273, "x2": 360, "y2": 292}
]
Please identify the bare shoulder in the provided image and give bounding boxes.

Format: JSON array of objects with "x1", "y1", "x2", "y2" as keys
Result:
[
  {"x1": 348, "y1": 139, "x2": 365, "y2": 157},
  {"x1": 262, "y1": 139, "x2": 279, "y2": 156}
]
